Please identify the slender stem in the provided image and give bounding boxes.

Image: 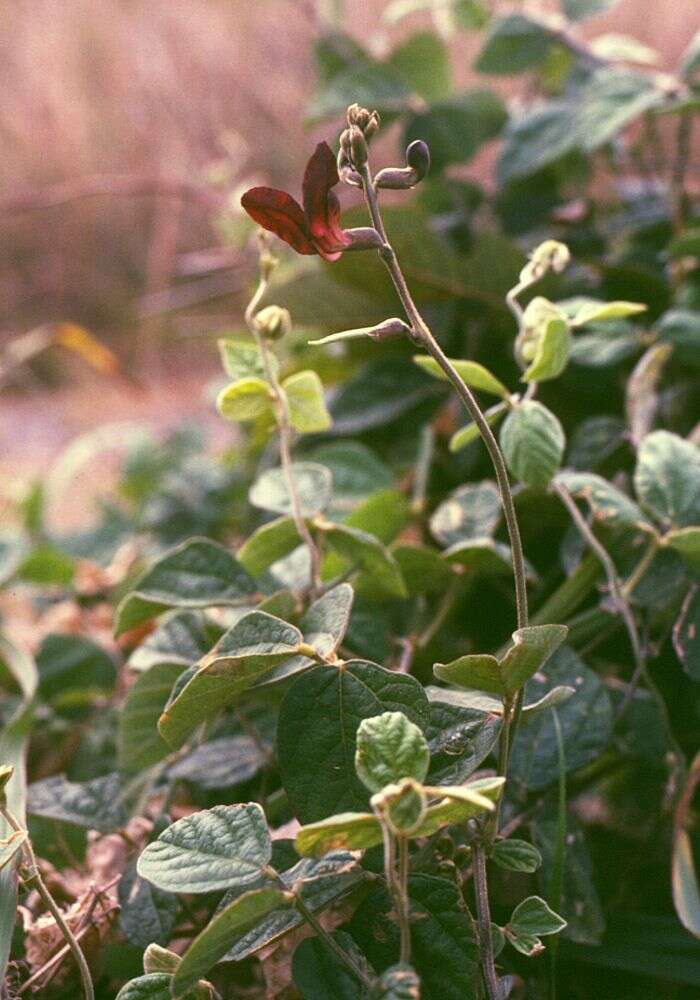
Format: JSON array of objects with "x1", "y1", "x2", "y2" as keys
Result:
[
  {"x1": 472, "y1": 843, "x2": 501, "y2": 1000},
  {"x1": 397, "y1": 836, "x2": 412, "y2": 965},
  {"x1": 358, "y1": 161, "x2": 530, "y2": 821},
  {"x1": 245, "y1": 250, "x2": 323, "y2": 596},
  {"x1": 1, "y1": 807, "x2": 94, "y2": 1000},
  {"x1": 621, "y1": 536, "x2": 659, "y2": 600},
  {"x1": 411, "y1": 423, "x2": 434, "y2": 515},
  {"x1": 548, "y1": 709, "x2": 566, "y2": 1000},
  {"x1": 417, "y1": 575, "x2": 460, "y2": 649},
  {"x1": 358, "y1": 166, "x2": 529, "y2": 634},
  {"x1": 293, "y1": 891, "x2": 374, "y2": 988}
]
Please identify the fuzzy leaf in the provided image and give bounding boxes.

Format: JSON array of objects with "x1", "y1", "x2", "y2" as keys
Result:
[
  {"x1": 237, "y1": 516, "x2": 303, "y2": 577},
  {"x1": 430, "y1": 481, "x2": 501, "y2": 547},
  {"x1": 249, "y1": 463, "x2": 332, "y2": 517},
  {"x1": 283, "y1": 370, "x2": 332, "y2": 433},
  {"x1": 509, "y1": 895, "x2": 567, "y2": 937},
  {"x1": 413, "y1": 354, "x2": 510, "y2": 399},
  {"x1": 492, "y1": 839, "x2": 542, "y2": 873},
  {"x1": 355, "y1": 711, "x2": 430, "y2": 792},
  {"x1": 500, "y1": 401, "x2": 565, "y2": 488},
  {"x1": 217, "y1": 376, "x2": 273, "y2": 423},
  {"x1": 137, "y1": 803, "x2": 271, "y2": 894},
  {"x1": 635, "y1": 431, "x2": 700, "y2": 530}
]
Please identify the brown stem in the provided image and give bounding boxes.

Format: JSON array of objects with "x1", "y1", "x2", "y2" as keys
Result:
[
  {"x1": 473, "y1": 842, "x2": 501, "y2": 1000},
  {"x1": 1, "y1": 807, "x2": 94, "y2": 1000}
]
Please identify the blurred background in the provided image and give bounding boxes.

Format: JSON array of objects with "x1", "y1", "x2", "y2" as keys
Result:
[{"x1": 0, "y1": 0, "x2": 697, "y2": 481}]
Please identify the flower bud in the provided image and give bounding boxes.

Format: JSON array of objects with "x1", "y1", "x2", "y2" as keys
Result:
[
  {"x1": 364, "y1": 110, "x2": 381, "y2": 139},
  {"x1": 519, "y1": 239, "x2": 571, "y2": 284},
  {"x1": 254, "y1": 304, "x2": 292, "y2": 341},
  {"x1": 339, "y1": 128, "x2": 353, "y2": 158},
  {"x1": 343, "y1": 226, "x2": 383, "y2": 252},
  {"x1": 347, "y1": 125, "x2": 368, "y2": 168},
  {"x1": 406, "y1": 140, "x2": 430, "y2": 181},
  {"x1": 347, "y1": 103, "x2": 371, "y2": 131}
]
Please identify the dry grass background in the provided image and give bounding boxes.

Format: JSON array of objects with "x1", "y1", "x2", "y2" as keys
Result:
[{"x1": 0, "y1": 0, "x2": 696, "y2": 482}]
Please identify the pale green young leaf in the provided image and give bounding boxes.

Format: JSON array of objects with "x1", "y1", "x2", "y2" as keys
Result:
[
  {"x1": 522, "y1": 686, "x2": 576, "y2": 718},
  {"x1": 509, "y1": 895, "x2": 567, "y2": 936},
  {"x1": 137, "y1": 803, "x2": 271, "y2": 894},
  {"x1": 522, "y1": 316, "x2": 572, "y2": 383},
  {"x1": 216, "y1": 376, "x2": 273, "y2": 423},
  {"x1": 295, "y1": 812, "x2": 384, "y2": 857},
  {"x1": 499, "y1": 624, "x2": 569, "y2": 693},
  {"x1": 249, "y1": 462, "x2": 332, "y2": 518},
  {"x1": 449, "y1": 401, "x2": 509, "y2": 452},
  {"x1": 283, "y1": 370, "x2": 332, "y2": 433},
  {"x1": 500, "y1": 401, "x2": 565, "y2": 488},
  {"x1": 570, "y1": 300, "x2": 647, "y2": 327},
  {"x1": 417, "y1": 776, "x2": 505, "y2": 836},
  {"x1": 434, "y1": 654, "x2": 505, "y2": 696},
  {"x1": 218, "y1": 337, "x2": 276, "y2": 380},
  {"x1": 323, "y1": 523, "x2": 408, "y2": 599},
  {"x1": 413, "y1": 354, "x2": 510, "y2": 399},
  {"x1": 355, "y1": 711, "x2": 430, "y2": 792}
]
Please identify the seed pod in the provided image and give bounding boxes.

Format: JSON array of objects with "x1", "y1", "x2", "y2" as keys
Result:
[{"x1": 255, "y1": 305, "x2": 292, "y2": 341}]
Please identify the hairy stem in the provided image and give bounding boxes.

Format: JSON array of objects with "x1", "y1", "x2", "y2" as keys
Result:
[
  {"x1": 472, "y1": 842, "x2": 501, "y2": 1000},
  {"x1": 245, "y1": 249, "x2": 322, "y2": 596},
  {"x1": 358, "y1": 164, "x2": 529, "y2": 775},
  {"x1": 1, "y1": 807, "x2": 94, "y2": 1000},
  {"x1": 381, "y1": 823, "x2": 412, "y2": 966}
]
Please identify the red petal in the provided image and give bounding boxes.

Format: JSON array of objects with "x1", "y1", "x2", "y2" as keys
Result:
[
  {"x1": 241, "y1": 187, "x2": 317, "y2": 255},
  {"x1": 302, "y1": 142, "x2": 351, "y2": 256}
]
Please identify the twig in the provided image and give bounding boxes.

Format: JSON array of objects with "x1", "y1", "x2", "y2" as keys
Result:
[
  {"x1": 1, "y1": 806, "x2": 94, "y2": 1000},
  {"x1": 472, "y1": 842, "x2": 501, "y2": 1000}
]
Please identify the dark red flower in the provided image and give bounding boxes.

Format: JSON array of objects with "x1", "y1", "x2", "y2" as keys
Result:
[{"x1": 241, "y1": 142, "x2": 352, "y2": 262}]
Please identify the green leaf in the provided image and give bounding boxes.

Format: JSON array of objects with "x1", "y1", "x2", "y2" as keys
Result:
[
  {"x1": 349, "y1": 874, "x2": 478, "y2": 1000},
  {"x1": 571, "y1": 300, "x2": 647, "y2": 326},
  {"x1": 413, "y1": 354, "x2": 510, "y2": 399},
  {"x1": 216, "y1": 376, "x2": 273, "y2": 422},
  {"x1": 171, "y1": 887, "x2": 291, "y2": 997},
  {"x1": 425, "y1": 688, "x2": 502, "y2": 785},
  {"x1": 118, "y1": 859, "x2": 179, "y2": 949},
  {"x1": 27, "y1": 773, "x2": 126, "y2": 832},
  {"x1": 522, "y1": 686, "x2": 576, "y2": 718},
  {"x1": 237, "y1": 516, "x2": 303, "y2": 577},
  {"x1": 554, "y1": 471, "x2": 653, "y2": 533},
  {"x1": 567, "y1": 415, "x2": 626, "y2": 471},
  {"x1": 492, "y1": 839, "x2": 542, "y2": 873},
  {"x1": 158, "y1": 612, "x2": 305, "y2": 748},
  {"x1": 388, "y1": 30, "x2": 451, "y2": 101},
  {"x1": 430, "y1": 481, "x2": 501, "y2": 547},
  {"x1": 500, "y1": 401, "x2": 565, "y2": 488},
  {"x1": 128, "y1": 611, "x2": 215, "y2": 673},
  {"x1": 578, "y1": 68, "x2": 664, "y2": 151},
  {"x1": 499, "y1": 625, "x2": 570, "y2": 692},
  {"x1": 509, "y1": 647, "x2": 613, "y2": 790},
  {"x1": 328, "y1": 359, "x2": 443, "y2": 434},
  {"x1": 296, "y1": 812, "x2": 384, "y2": 857},
  {"x1": 36, "y1": 633, "x2": 115, "y2": 703},
  {"x1": 664, "y1": 527, "x2": 700, "y2": 571},
  {"x1": 355, "y1": 711, "x2": 430, "y2": 792},
  {"x1": 16, "y1": 543, "x2": 75, "y2": 586},
  {"x1": 115, "y1": 975, "x2": 172, "y2": 1000},
  {"x1": 283, "y1": 370, "x2": 332, "y2": 433},
  {"x1": 563, "y1": 0, "x2": 617, "y2": 21},
  {"x1": 323, "y1": 523, "x2": 408, "y2": 599},
  {"x1": 168, "y1": 735, "x2": 268, "y2": 790},
  {"x1": 443, "y1": 538, "x2": 518, "y2": 577},
  {"x1": 521, "y1": 310, "x2": 572, "y2": 383},
  {"x1": 249, "y1": 462, "x2": 332, "y2": 517},
  {"x1": 293, "y1": 931, "x2": 367, "y2": 1000},
  {"x1": 115, "y1": 538, "x2": 257, "y2": 636},
  {"x1": 509, "y1": 895, "x2": 567, "y2": 936},
  {"x1": 449, "y1": 401, "x2": 509, "y2": 452},
  {"x1": 504, "y1": 929, "x2": 544, "y2": 957},
  {"x1": 476, "y1": 14, "x2": 554, "y2": 75},
  {"x1": 403, "y1": 90, "x2": 507, "y2": 171},
  {"x1": 393, "y1": 544, "x2": 453, "y2": 596},
  {"x1": 301, "y1": 583, "x2": 354, "y2": 657},
  {"x1": 674, "y1": 586, "x2": 700, "y2": 680},
  {"x1": 278, "y1": 661, "x2": 430, "y2": 821},
  {"x1": 418, "y1": 776, "x2": 505, "y2": 835},
  {"x1": 218, "y1": 337, "x2": 275, "y2": 380},
  {"x1": 119, "y1": 661, "x2": 183, "y2": 775},
  {"x1": 0, "y1": 830, "x2": 27, "y2": 873},
  {"x1": 137, "y1": 803, "x2": 271, "y2": 894},
  {"x1": 497, "y1": 101, "x2": 577, "y2": 184},
  {"x1": 435, "y1": 625, "x2": 567, "y2": 696},
  {"x1": 634, "y1": 430, "x2": 700, "y2": 530},
  {"x1": 309, "y1": 442, "x2": 392, "y2": 515}
]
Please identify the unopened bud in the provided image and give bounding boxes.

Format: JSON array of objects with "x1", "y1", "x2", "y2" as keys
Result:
[
  {"x1": 348, "y1": 125, "x2": 368, "y2": 168},
  {"x1": 343, "y1": 227, "x2": 383, "y2": 252},
  {"x1": 519, "y1": 239, "x2": 571, "y2": 284},
  {"x1": 347, "y1": 103, "x2": 371, "y2": 130},
  {"x1": 254, "y1": 305, "x2": 292, "y2": 341},
  {"x1": 364, "y1": 110, "x2": 381, "y2": 139},
  {"x1": 339, "y1": 128, "x2": 353, "y2": 158},
  {"x1": 406, "y1": 140, "x2": 430, "y2": 181}
]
